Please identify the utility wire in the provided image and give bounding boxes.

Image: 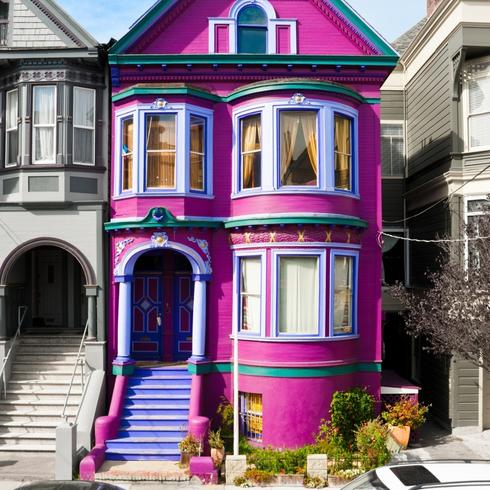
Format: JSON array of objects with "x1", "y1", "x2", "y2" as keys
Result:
[{"x1": 379, "y1": 231, "x2": 490, "y2": 246}]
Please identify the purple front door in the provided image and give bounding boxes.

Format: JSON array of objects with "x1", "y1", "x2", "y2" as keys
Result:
[{"x1": 132, "y1": 275, "x2": 163, "y2": 360}]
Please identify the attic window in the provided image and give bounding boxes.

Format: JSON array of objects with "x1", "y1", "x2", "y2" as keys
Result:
[
  {"x1": 0, "y1": 1, "x2": 8, "y2": 47},
  {"x1": 237, "y1": 5, "x2": 267, "y2": 54}
]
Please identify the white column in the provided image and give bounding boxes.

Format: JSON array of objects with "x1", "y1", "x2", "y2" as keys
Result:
[
  {"x1": 191, "y1": 279, "x2": 206, "y2": 361},
  {"x1": 116, "y1": 280, "x2": 132, "y2": 362}
]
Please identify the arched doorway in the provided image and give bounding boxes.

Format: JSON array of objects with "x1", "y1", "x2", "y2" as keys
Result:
[{"x1": 131, "y1": 250, "x2": 193, "y2": 361}]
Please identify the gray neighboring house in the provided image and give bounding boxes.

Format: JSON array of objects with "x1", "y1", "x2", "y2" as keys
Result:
[
  {"x1": 0, "y1": 0, "x2": 108, "y2": 456},
  {"x1": 382, "y1": 0, "x2": 490, "y2": 431}
]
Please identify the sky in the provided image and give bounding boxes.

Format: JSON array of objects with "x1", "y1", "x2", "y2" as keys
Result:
[{"x1": 57, "y1": 0, "x2": 427, "y2": 45}]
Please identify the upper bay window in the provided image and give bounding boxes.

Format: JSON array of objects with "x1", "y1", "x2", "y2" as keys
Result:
[
  {"x1": 381, "y1": 122, "x2": 404, "y2": 177},
  {"x1": 234, "y1": 98, "x2": 358, "y2": 196},
  {"x1": 237, "y1": 4, "x2": 267, "y2": 54},
  {"x1": 73, "y1": 87, "x2": 96, "y2": 165},
  {"x1": 5, "y1": 88, "x2": 18, "y2": 166},
  {"x1": 33, "y1": 86, "x2": 56, "y2": 164},
  {"x1": 114, "y1": 102, "x2": 213, "y2": 197}
]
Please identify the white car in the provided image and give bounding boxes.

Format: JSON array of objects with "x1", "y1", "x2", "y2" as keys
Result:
[{"x1": 341, "y1": 462, "x2": 490, "y2": 489}]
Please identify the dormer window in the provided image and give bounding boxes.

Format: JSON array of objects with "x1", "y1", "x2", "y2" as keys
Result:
[
  {"x1": 0, "y1": 1, "x2": 8, "y2": 47},
  {"x1": 237, "y1": 5, "x2": 267, "y2": 54}
]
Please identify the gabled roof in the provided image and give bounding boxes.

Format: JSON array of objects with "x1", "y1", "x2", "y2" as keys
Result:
[
  {"x1": 109, "y1": 0, "x2": 398, "y2": 58},
  {"x1": 392, "y1": 17, "x2": 427, "y2": 56}
]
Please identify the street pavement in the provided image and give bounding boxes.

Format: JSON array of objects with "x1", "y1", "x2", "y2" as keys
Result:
[{"x1": 1, "y1": 422, "x2": 490, "y2": 489}]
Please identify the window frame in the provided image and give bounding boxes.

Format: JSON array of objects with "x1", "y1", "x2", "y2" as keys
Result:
[
  {"x1": 5, "y1": 88, "x2": 18, "y2": 167},
  {"x1": 464, "y1": 195, "x2": 489, "y2": 270},
  {"x1": 236, "y1": 4, "x2": 268, "y2": 54},
  {"x1": 73, "y1": 86, "x2": 96, "y2": 166},
  {"x1": 329, "y1": 250, "x2": 359, "y2": 338},
  {"x1": 233, "y1": 250, "x2": 266, "y2": 338},
  {"x1": 188, "y1": 113, "x2": 208, "y2": 194},
  {"x1": 232, "y1": 99, "x2": 359, "y2": 197},
  {"x1": 120, "y1": 115, "x2": 134, "y2": 194},
  {"x1": 238, "y1": 111, "x2": 263, "y2": 192},
  {"x1": 381, "y1": 120, "x2": 405, "y2": 178},
  {"x1": 271, "y1": 248, "x2": 326, "y2": 339},
  {"x1": 334, "y1": 112, "x2": 355, "y2": 192},
  {"x1": 113, "y1": 102, "x2": 213, "y2": 198},
  {"x1": 32, "y1": 85, "x2": 57, "y2": 165}
]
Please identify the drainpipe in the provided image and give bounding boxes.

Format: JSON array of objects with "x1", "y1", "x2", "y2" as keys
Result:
[{"x1": 233, "y1": 320, "x2": 239, "y2": 456}]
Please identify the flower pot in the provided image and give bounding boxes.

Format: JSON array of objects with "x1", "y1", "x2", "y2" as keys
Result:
[
  {"x1": 180, "y1": 452, "x2": 193, "y2": 467},
  {"x1": 388, "y1": 425, "x2": 410, "y2": 449},
  {"x1": 211, "y1": 447, "x2": 225, "y2": 467}
]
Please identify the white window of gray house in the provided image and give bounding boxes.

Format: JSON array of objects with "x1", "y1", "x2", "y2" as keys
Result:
[
  {"x1": 5, "y1": 88, "x2": 18, "y2": 166},
  {"x1": 467, "y1": 61, "x2": 490, "y2": 150},
  {"x1": 466, "y1": 197, "x2": 490, "y2": 268},
  {"x1": 33, "y1": 86, "x2": 56, "y2": 164},
  {"x1": 381, "y1": 123, "x2": 404, "y2": 177},
  {"x1": 73, "y1": 87, "x2": 95, "y2": 165},
  {"x1": 0, "y1": 1, "x2": 8, "y2": 47}
]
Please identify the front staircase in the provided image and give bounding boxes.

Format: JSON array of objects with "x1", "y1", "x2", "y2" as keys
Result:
[
  {"x1": 105, "y1": 366, "x2": 191, "y2": 461},
  {"x1": 0, "y1": 334, "x2": 84, "y2": 452}
]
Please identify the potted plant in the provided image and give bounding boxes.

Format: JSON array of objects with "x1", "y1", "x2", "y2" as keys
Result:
[
  {"x1": 208, "y1": 428, "x2": 225, "y2": 467},
  {"x1": 381, "y1": 396, "x2": 429, "y2": 449},
  {"x1": 178, "y1": 433, "x2": 201, "y2": 467}
]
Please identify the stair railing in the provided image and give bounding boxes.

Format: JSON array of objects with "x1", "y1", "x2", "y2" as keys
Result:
[
  {"x1": 0, "y1": 305, "x2": 28, "y2": 399},
  {"x1": 61, "y1": 319, "x2": 89, "y2": 422}
]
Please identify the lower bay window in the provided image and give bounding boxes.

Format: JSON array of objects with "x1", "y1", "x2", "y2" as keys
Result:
[
  {"x1": 114, "y1": 102, "x2": 213, "y2": 197},
  {"x1": 73, "y1": 86, "x2": 96, "y2": 165},
  {"x1": 33, "y1": 85, "x2": 56, "y2": 164},
  {"x1": 5, "y1": 89, "x2": 18, "y2": 166},
  {"x1": 240, "y1": 392, "x2": 263, "y2": 442}
]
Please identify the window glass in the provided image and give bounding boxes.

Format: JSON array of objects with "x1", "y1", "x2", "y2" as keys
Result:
[
  {"x1": 73, "y1": 87, "x2": 95, "y2": 164},
  {"x1": 382, "y1": 232, "x2": 405, "y2": 285},
  {"x1": 190, "y1": 115, "x2": 206, "y2": 191},
  {"x1": 146, "y1": 114, "x2": 176, "y2": 189},
  {"x1": 280, "y1": 111, "x2": 318, "y2": 186},
  {"x1": 381, "y1": 124, "x2": 404, "y2": 177},
  {"x1": 33, "y1": 86, "x2": 56, "y2": 164},
  {"x1": 278, "y1": 256, "x2": 318, "y2": 334},
  {"x1": 468, "y1": 75, "x2": 490, "y2": 149},
  {"x1": 240, "y1": 257, "x2": 261, "y2": 333},
  {"x1": 333, "y1": 255, "x2": 354, "y2": 335},
  {"x1": 241, "y1": 114, "x2": 262, "y2": 189},
  {"x1": 335, "y1": 115, "x2": 352, "y2": 190},
  {"x1": 122, "y1": 117, "x2": 133, "y2": 192},
  {"x1": 239, "y1": 392, "x2": 263, "y2": 442},
  {"x1": 6, "y1": 89, "x2": 18, "y2": 166},
  {"x1": 0, "y1": 1, "x2": 8, "y2": 47},
  {"x1": 237, "y1": 5, "x2": 267, "y2": 54}
]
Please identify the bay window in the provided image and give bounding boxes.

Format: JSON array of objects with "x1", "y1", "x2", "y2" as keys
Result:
[
  {"x1": 334, "y1": 115, "x2": 352, "y2": 191},
  {"x1": 5, "y1": 89, "x2": 18, "y2": 167},
  {"x1": 121, "y1": 117, "x2": 134, "y2": 192},
  {"x1": 190, "y1": 115, "x2": 206, "y2": 192},
  {"x1": 280, "y1": 110, "x2": 318, "y2": 187},
  {"x1": 239, "y1": 256, "x2": 262, "y2": 333},
  {"x1": 73, "y1": 87, "x2": 95, "y2": 165},
  {"x1": 33, "y1": 86, "x2": 56, "y2": 164},
  {"x1": 240, "y1": 113, "x2": 262, "y2": 190},
  {"x1": 331, "y1": 252, "x2": 357, "y2": 336},
  {"x1": 146, "y1": 114, "x2": 176, "y2": 189}
]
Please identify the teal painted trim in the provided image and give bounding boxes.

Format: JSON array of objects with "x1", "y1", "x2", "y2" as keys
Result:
[
  {"x1": 112, "y1": 81, "x2": 377, "y2": 105},
  {"x1": 112, "y1": 86, "x2": 221, "y2": 103},
  {"x1": 364, "y1": 98, "x2": 381, "y2": 105},
  {"x1": 109, "y1": 54, "x2": 398, "y2": 68},
  {"x1": 112, "y1": 364, "x2": 135, "y2": 376},
  {"x1": 188, "y1": 361, "x2": 381, "y2": 377},
  {"x1": 105, "y1": 207, "x2": 222, "y2": 231},
  {"x1": 329, "y1": 0, "x2": 398, "y2": 57},
  {"x1": 223, "y1": 216, "x2": 368, "y2": 229}
]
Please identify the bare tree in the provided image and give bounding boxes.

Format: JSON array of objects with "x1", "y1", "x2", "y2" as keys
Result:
[{"x1": 391, "y1": 214, "x2": 490, "y2": 370}]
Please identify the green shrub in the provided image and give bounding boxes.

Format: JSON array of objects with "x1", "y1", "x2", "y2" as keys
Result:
[
  {"x1": 315, "y1": 420, "x2": 353, "y2": 469},
  {"x1": 381, "y1": 396, "x2": 429, "y2": 429},
  {"x1": 355, "y1": 419, "x2": 391, "y2": 471},
  {"x1": 247, "y1": 445, "x2": 318, "y2": 475},
  {"x1": 243, "y1": 468, "x2": 275, "y2": 485},
  {"x1": 303, "y1": 475, "x2": 328, "y2": 488},
  {"x1": 330, "y1": 388, "x2": 375, "y2": 449}
]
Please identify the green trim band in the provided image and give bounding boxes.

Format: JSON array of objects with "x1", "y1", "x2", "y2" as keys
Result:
[
  {"x1": 223, "y1": 216, "x2": 368, "y2": 229},
  {"x1": 113, "y1": 363, "x2": 135, "y2": 376},
  {"x1": 112, "y1": 80, "x2": 380, "y2": 105},
  {"x1": 105, "y1": 207, "x2": 221, "y2": 231},
  {"x1": 109, "y1": 54, "x2": 398, "y2": 68},
  {"x1": 188, "y1": 361, "x2": 381, "y2": 377}
]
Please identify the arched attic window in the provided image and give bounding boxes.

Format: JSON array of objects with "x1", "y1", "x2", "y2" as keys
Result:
[{"x1": 237, "y1": 4, "x2": 267, "y2": 54}]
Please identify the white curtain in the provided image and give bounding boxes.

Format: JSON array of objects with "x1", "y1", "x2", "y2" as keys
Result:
[
  {"x1": 33, "y1": 86, "x2": 55, "y2": 163},
  {"x1": 73, "y1": 88, "x2": 95, "y2": 164},
  {"x1": 278, "y1": 257, "x2": 318, "y2": 334},
  {"x1": 6, "y1": 90, "x2": 17, "y2": 130},
  {"x1": 333, "y1": 256, "x2": 353, "y2": 334},
  {"x1": 240, "y1": 257, "x2": 261, "y2": 332},
  {"x1": 6, "y1": 90, "x2": 18, "y2": 165}
]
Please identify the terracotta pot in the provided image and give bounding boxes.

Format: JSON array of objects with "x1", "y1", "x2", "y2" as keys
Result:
[
  {"x1": 388, "y1": 424, "x2": 411, "y2": 449},
  {"x1": 180, "y1": 452, "x2": 193, "y2": 467},
  {"x1": 211, "y1": 447, "x2": 225, "y2": 467}
]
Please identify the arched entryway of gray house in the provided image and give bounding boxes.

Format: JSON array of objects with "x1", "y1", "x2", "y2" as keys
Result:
[
  {"x1": 113, "y1": 237, "x2": 210, "y2": 372},
  {"x1": 0, "y1": 238, "x2": 99, "y2": 340}
]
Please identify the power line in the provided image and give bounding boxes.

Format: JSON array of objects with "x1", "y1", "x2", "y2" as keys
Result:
[
  {"x1": 379, "y1": 231, "x2": 490, "y2": 245},
  {"x1": 382, "y1": 162, "x2": 490, "y2": 225}
]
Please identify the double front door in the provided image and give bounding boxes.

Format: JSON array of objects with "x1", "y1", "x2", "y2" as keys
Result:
[{"x1": 131, "y1": 274, "x2": 193, "y2": 361}]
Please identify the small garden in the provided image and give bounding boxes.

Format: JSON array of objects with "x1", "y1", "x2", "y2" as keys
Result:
[{"x1": 179, "y1": 389, "x2": 429, "y2": 487}]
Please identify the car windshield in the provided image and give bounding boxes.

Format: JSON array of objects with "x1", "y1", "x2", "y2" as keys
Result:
[{"x1": 342, "y1": 470, "x2": 389, "y2": 489}]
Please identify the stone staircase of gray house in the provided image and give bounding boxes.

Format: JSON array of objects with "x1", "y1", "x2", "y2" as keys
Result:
[{"x1": 0, "y1": 334, "x2": 85, "y2": 452}]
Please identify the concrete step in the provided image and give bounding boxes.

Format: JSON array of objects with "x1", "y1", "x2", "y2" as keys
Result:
[
  {"x1": 0, "y1": 432, "x2": 55, "y2": 445},
  {"x1": 11, "y1": 371, "x2": 83, "y2": 381},
  {"x1": 20, "y1": 336, "x2": 82, "y2": 345},
  {"x1": 5, "y1": 392, "x2": 81, "y2": 403},
  {"x1": 0, "y1": 413, "x2": 74, "y2": 424},
  {"x1": 15, "y1": 354, "x2": 83, "y2": 363},
  {"x1": 0, "y1": 443, "x2": 55, "y2": 452},
  {"x1": 13, "y1": 361, "x2": 84, "y2": 372},
  {"x1": 0, "y1": 421, "x2": 60, "y2": 434},
  {"x1": 6, "y1": 387, "x2": 82, "y2": 396},
  {"x1": 0, "y1": 398, "x2": 78, "y2": 408},
  {"x1": 7, "y1": 380, "x2": 80, "y2": 389}
]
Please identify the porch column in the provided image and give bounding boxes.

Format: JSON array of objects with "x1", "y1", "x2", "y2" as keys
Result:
[
  {"x1": 191, "y1": 278, "x2": 206, "y2": 361},
  {"x1": 85, "y1": 286, "x2": 97, "y2": 341},
  {"x1": 114, "y1": 278, "x2": 132, "y2": 364},
  {"x1": 0, "y1": 286, "x2": 6, "y2": 340}
]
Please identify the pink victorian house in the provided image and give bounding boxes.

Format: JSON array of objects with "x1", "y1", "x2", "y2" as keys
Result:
[{"x1": 81, "y1": 0, "x2": 397, "y2": 473}]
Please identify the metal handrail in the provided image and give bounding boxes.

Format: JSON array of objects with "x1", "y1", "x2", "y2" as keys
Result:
[
  {"x1": 0, "y1": 305, "x2": 28, "y2": 399},
  {"x1": 61, "y1": 320, "x2": 88, "y2": 422}
]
